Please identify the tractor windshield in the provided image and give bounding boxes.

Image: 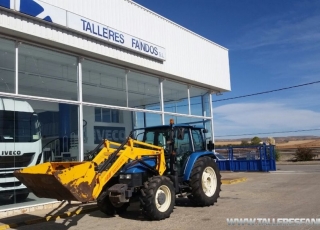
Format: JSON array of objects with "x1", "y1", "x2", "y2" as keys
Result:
[{"x1": 133, "y1": 128, "x2": 169, "y2": 148}]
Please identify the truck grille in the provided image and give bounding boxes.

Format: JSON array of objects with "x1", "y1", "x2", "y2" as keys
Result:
[
  {"x1": 0, "y1": 173, "x2": 14, "y2": 178},
  {"x1": 0, "y1": 153, "x2": 35, "y2": 168},
  {"x1": 0, "y1": 182, "x2": 22, "y2": 188}
]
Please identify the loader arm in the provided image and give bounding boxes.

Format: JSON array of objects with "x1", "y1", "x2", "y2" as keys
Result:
[
  {"x1": 13, "y1": 137, "x2": 166, "y2": 203},
  {"x1": 91, "y1": 138, "x2": 166, "y2": 199}
]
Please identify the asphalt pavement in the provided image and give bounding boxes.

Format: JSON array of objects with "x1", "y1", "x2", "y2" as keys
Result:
[{"x1": 1, "y1": 165, "x2": 320, "y2": 230}]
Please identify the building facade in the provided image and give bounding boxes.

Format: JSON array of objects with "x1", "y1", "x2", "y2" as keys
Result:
[{"x1": 0, "y1": 0, "x2": 230, "y2": 210}]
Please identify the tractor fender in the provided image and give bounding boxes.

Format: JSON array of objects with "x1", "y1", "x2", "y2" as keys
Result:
[{"x1": 183, "y1": 151, "x2": 216, "y2": 181}]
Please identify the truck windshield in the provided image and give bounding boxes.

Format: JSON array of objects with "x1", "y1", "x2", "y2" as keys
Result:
[{"x1": 0, "y1": 111, "x2": 41, "y2": 142}]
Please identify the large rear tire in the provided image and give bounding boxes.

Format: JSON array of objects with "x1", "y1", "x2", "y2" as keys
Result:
[
  {"x1": 140, "y1": 176, "x2": 175, "y2": 220},
  {"x1": 97, "y1": 191, "x2": 129, "y2": 216},
  {"x1": 188, "y1": 156, "x2": 221, "y2": 206}
]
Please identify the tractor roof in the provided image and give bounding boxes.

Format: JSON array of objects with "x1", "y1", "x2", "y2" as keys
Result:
[{"x1": 134, "y1": 124, "x2": 206, "y2": 131}]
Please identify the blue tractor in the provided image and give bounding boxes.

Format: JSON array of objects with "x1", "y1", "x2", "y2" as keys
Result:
[{"x1": 96, "y1": 119, "x2": 221, "y2": 220}]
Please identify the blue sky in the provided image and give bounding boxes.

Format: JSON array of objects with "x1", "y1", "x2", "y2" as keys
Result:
[{"x1": 133, "y1": 0, "x2": 320, "y2": 140}]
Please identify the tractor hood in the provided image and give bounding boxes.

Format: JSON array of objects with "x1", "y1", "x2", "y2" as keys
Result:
[{"x1": 120, "y1": 157, "x2": 157, "y2": 174}]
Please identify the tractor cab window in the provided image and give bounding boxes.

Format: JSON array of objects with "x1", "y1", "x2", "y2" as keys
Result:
[
  {"x1": 191, "y1": 129, "x2": 205, "y2": 151},
  {"x1": 138, "y1": 130, "x2": 166, "y2": 147},
  {"x1": 174, "y1": 128, "x2": 192, "y2": 156},
  {"x1": 144, "y1": 131, "x2": 155, "y2": 145},
  {"x1": 174, "y1": 128, "x2": 192, "y2": 176}
]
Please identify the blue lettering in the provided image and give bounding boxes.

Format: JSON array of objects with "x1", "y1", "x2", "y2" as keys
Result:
[
  {"x1": 114, "y1": 32, "x2": 120, "y2": 42},
  {"x1": 92, "y1": 23, "x2": 97, "y2": 35},
  {"x1": 135, "y1": 40, "x2": 140, "y2": 49},
  {"x1": 103, "y1": 28, "x2": 108, "y2": 39},
  {"x1": 144, "y1": 44, "x2": 150, "y2": 52},
  {"x1": 85, "y1": 22, "x2": 92, "y2": 33},
  {"x1": 81, "y1": 19, "x2": 87, "y2": 31},
  {"x1": 150, "y1": 46, "x2": 154, "y2": 54},
  {"x1": 112, "y1": 130, "x2": 119, "y2": 141},
  {"x1": 154, "y1": 47, "x2": 158, "y2": 55},
  {"x1": 140, "y1": 41, "x2": 144, "y2": 50},
  {"x1": 132, "y1": 39, "x2": 137, "y2": 48},
  {"x1": 97, "y1": 25, "x2": 103, "y2": 37},
  {"x1": 120, "y1": 34, "x2": 124, "y2": 44},
  {"x1": 109, "y1": 30, "x2": 115, "y2": 41}
]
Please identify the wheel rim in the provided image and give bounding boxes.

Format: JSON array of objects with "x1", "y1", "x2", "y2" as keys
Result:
[
  {"x1": 155, "y1": 185, "x2": 171, "y2": 212},
  {"x1": 201, "y1": 166, "x2": 217, "y2": 197}
]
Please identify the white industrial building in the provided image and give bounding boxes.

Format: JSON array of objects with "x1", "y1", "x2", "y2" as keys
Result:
[{"x1": 0, "y1": 0, "x2": 230, "y2": 211}]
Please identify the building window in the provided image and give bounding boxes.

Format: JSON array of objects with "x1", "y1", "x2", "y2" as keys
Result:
[{"x1": 95, "y1": 108, "x2": 121, "y2": 123}]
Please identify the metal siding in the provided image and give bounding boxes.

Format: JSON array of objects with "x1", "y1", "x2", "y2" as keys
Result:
[{"x1": 0, "y1": 0, "x2": 230, "y2": 91}]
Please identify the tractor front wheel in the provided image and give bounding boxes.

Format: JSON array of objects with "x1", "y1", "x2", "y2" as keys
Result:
[
  {"x1": 188, "y1": 156, "x2": 221, "y2": 206},
  {"x1": 97, "y1": 191, "x2": 129, "y2": 216},
  {"x1": 140, "y1": 176, "x2": 175, "y2": 220}
]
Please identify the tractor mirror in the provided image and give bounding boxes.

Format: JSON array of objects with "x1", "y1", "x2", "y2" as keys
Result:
[
  {"x1": 203, "y1": 129, "x2": 208, "y2": 133},
  {"x1": 207, "y1": 141, "x2": 214, "y2": 151}
]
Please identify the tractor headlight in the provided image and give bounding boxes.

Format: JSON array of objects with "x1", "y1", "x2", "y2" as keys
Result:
[
  {"x1": 125, "y1": 174, "x2": 132, "y2": 179},
  {"x1": 120, "y1": 174, "x2": 131, "y2": 179}
]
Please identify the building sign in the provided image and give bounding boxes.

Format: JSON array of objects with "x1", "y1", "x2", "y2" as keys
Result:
[
  {"x1": 0, "y1": 0, "x2": 67, "y2": 25},
  {"x1": 94, "y1": 126, "x2": 125, "y2": 144},
  {"x1": 0, "y1": 0, "x2": 166, "y2": 61},
  {"x1": 67, "y1": 12, "x2": 166, "y2": 61},
  {"x1": 0, "y1": 0, "x2": 10, "y2": 9}
]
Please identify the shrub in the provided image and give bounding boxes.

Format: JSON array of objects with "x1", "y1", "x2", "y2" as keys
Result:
[
  {"x1": 293, "y1": 148, "x2": 315, "y2": 161},
  {"x1": 275, "y1": 149, "x2": 281, "y2": 161}
]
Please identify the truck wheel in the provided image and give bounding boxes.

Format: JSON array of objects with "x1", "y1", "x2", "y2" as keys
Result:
[
  {"x1": 188, "y1": 156, "x2": 221, "y2": 206},
  {"x1": 15, "y1": 192, "x2": 29, "y2": 202},
  {"x1": 140, "y1": 176, "x2": 175, "y2": 220},
  {"x1": 97, "y1": 191, "x2": 129, "y2": 216}
]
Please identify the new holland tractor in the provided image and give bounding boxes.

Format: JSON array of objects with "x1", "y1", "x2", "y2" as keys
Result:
[{"x1": 14, "y1": 119, "x2": 221, "y2": 220}]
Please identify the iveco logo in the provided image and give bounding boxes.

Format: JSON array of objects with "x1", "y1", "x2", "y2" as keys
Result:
[{"x1": 1, "y1": 151, "x2": 22, "y2": 156}]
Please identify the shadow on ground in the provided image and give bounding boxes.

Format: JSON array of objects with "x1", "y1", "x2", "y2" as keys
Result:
[{"x1": 0, "y1": 201, "x2": 98, "y2": 230}]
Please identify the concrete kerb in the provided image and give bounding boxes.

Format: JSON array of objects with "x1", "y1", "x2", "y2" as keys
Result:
[{"x1": 0, "y1": 204, "x2": 99, "y2": 230}]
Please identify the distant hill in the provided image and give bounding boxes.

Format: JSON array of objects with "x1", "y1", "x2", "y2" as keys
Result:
[
  {"x1": 215, "y1": 135, "x2": 320, "y2": 148},
  {"x1": 216, "y1": 136, "x2": 320, "y2": 143}
]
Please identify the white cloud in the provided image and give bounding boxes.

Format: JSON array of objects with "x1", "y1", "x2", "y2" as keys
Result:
[
  {"x1": 231, "y1": 13, "x2": 320, "y2": 51},
  {"x1": 214, "y1": 102, "x2": 320, "y2": 138}
]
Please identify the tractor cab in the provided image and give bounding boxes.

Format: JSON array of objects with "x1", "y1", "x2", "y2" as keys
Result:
[{"x1": 132, "y1": 119, "x2": 213, "y2": 176}]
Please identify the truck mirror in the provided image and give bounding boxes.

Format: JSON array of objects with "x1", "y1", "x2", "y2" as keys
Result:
[{"x1": 207, "y1": 141, "x2": 214, "y2": 151}]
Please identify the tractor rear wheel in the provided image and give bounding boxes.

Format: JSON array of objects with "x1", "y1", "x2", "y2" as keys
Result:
[
  {"x1": 140, "y1": 176, "x2": 175, "y2": 220},
  {"x1": 188, "y1": 156, "x2": 221, "y2": 206},
  {"x1": 97, "y1": 191, "x2": 129, "y2": 216}
]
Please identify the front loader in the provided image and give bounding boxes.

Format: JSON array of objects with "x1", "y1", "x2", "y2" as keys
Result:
[{"x1": 14, "y1": 120, "x2": 221, "y2": 220}]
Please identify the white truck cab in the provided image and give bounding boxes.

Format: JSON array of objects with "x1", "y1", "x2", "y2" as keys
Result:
[{"x1": 0, "y1": 98, "x2": 42, "y2": 202}]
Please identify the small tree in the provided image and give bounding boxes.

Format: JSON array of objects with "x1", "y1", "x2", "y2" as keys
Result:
[
  {"x1": 293, "y1": 148, "x2": 315, "y2": 161},
  {"x1": 251, "y1": 136, "x2": 262, "y2": 145},
  {"x1": 275, "y1": 148, "x2": 281, "y2": 161}
]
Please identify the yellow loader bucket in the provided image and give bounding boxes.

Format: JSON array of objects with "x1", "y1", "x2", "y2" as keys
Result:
[{"x1": 13, "y1": 161, "x2": 98, "y2": 202}]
